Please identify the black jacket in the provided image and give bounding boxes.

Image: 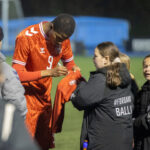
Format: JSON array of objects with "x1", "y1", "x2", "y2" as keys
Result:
[
  {"x1": 0, "y1": 100, "x2": 40, "y2": 150},
  {"x1": 133, "y1": 81, "x2": 150, "y2": 150},
  {"x1": 71, "y1": 64, "x2": 134, "y2": 150}
]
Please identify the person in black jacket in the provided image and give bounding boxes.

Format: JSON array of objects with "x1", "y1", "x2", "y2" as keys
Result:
[
  {"x1": 133, "y1": 54, "x2": 150, "y2": 150},
  {"x1": 71, "y1": 41, "x2": 134, "y2": 150}
]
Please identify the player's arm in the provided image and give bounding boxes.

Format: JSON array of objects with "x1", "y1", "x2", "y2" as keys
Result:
[
  {"x1": 12, "y1": 63, "x2": 68, "y2": 82},
  {"x1": 61, "y1": 39, "x2": 80, "y2": 71},
  {"x1": 63, "y1": 60, "x2": 80, "y2": 71}
]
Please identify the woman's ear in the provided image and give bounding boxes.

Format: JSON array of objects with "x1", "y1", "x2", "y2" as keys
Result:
[{"x1": 104, "y1": 56, "x2": 110, "y2": 65}]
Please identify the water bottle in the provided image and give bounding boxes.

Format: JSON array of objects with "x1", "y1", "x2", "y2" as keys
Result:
[{"x1": 83, "y1": 140, "x2": 88, "y2": 150}]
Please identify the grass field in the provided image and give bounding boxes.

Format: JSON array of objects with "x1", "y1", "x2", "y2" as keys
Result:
[{"x1": 6, "y1": 56, "x2": 146, "y2": 150}]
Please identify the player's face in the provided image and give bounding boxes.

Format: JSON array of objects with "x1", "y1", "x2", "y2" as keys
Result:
[
  {"x1": 54, "y1": 32, "x2": 68, "y2": 45},
  {"x1": 143, "y1": 57, "x2": 150, "y2": 81},
  {"x1": 93, "y1": 48, "x2": 110, "y2": 69},
  {"x1": 48, "y1": 30, "x2": 67, "y2": 46}
]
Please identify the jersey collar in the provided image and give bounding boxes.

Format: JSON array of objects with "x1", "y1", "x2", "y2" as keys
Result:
[{"x1": 39, "y1": 22, "x2": 49, "y2": 40}]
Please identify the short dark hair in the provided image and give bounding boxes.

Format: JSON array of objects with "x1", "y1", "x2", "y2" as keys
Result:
[
  {"x1": 0, "y1": 26, "x2": 4, "y2": 41},
  {"x1": 143, "y1": 54, "x2": 150, "y2": 65},
  {"x1": 52, "y1": 13, "x2": 75, "y2": 38}
]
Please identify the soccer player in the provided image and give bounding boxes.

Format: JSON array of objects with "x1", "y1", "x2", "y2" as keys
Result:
[{"x1": 12, "y1": 13, "x2": 80, "y2": 150}]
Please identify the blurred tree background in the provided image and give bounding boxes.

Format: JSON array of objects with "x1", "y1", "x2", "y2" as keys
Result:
[{"x1": 21, "y1": 0, "x2": 150, "y2": 38}]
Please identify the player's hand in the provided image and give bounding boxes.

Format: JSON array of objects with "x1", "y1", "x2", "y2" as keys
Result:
[
  {"x1": 50, "y1": 66, "x2": 68, "y2": 77},
  {"x1": 72, "y1": 65, "x2": 80, "y2": 72},
  {"x1": 41, "y1": 66, "x2": 68, "y2": 77}
]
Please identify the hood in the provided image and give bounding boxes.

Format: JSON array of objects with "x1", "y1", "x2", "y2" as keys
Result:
[
  {"x1": 0, "y1": 52, "x2": 6, "y2": 63},
  {"x1": 91, "y1": 63, "x2": 131, "y2": 88},
  {"x1": 119, "y1": 63, "x2": 131, "y2": 87}
]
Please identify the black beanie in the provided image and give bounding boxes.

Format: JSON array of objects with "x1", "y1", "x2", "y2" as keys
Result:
[{"x1": 0, "y1": 27, "x2": 4, "y2": 41}]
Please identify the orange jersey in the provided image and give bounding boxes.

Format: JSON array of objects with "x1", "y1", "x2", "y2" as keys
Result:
[
  {"x1": 13, "y1": 22, "x2": 74, "y2": 109},
  {"x1": 52, "y1": 70, "x2": 82, "y2": 133}
]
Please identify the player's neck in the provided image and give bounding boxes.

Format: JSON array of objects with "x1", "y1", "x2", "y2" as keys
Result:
[{"x1": 42, "y1": 22, "x2": 51, "y2": 37}]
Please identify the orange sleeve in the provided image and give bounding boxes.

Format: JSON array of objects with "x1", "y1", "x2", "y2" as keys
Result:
[
  {"x1": 12, "y1": 63, "x2": 41, "y2": 82},
  {"x1": 61, "y1": 39, "x2": 74, "y2": 62},
  {"x1": 63, "y1": 60, "x2": 75, "y2": 70},
  {"x1": 61, "y1": 39, "x2": 76, "y2": 70},
  {"x1": 13, "y1": 35, "x2": 30, "y2": 65}
]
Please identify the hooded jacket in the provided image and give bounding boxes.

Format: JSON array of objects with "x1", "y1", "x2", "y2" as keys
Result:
[
  {"x1": 133, "y1": 81, "x2": 150, "y2": 150},
  {"x1": 71, "y1": 64, "x2": 134, "y2": 150},
  {"x1": 0, "y1": 52, "x2": 27, "y2": 117}
]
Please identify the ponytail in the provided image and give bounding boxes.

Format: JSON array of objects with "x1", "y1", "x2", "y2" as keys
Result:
[{"x1": 106, "y1": 63, "x2": 122, "y2": 88}]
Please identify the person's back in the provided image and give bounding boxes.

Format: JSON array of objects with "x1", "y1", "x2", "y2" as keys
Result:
[
  {"x1": 93, "y1": 76, "x2": 133, "y2": 150},
  {"x1": 78, "y1": 66, "x2": 133, "y2": 150}
]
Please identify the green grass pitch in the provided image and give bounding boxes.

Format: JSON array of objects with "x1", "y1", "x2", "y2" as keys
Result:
[{"x1": 6, "y1": 56, "x2": 145, "y2": 150}]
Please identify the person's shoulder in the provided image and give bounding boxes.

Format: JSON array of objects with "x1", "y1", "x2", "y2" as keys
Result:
[
  {"x1": 17, "y1": 23, "x2": 40, "y2": 39},
  {"x1": 89, "y1": 70, "x2": 106, "y2": 83},
  {"x1": 2, "y1": 63, "x2": 24, "y2": 90},
  {"x1": 2, "y1": 62, "x2": 19, "y2": 78},
  {"x1": 2, "y1": 62, "x2": 12, "y2": 72},
  {"x1": 91, "y1": 68, "x2": 107, "y2": 78}
]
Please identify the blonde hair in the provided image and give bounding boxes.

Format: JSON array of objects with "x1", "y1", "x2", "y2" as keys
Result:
[
  {"x1": 119, "y1": 53, "x2": 130, "y2": 70},
  {"x1": 96, "y1": 41, "x2": 121, "y2": 88}
]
